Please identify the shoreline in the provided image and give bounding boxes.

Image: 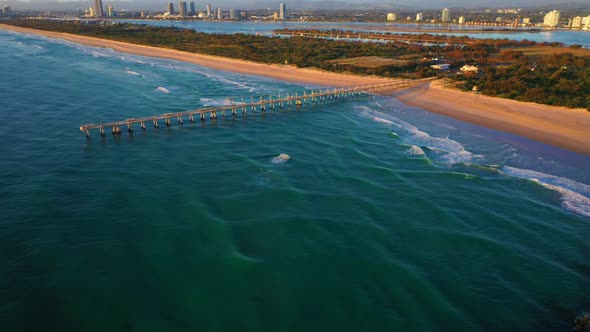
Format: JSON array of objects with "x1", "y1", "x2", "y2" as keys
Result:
[
  {"x1": 2, "y1": 24, "x2": 589, "y2": 155},
  {"x1": 0, "y1": 24, "x2": 396, "y2": 88},
  {"x1": 392, "y1": 81, "x2": 590, "y2": 155}
]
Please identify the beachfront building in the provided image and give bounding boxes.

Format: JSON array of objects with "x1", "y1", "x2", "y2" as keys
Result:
[
  {"x1": 583, "y1": 16, "x2": 590, "y2": 30},
  {"x1": 88, "y1": 6, "x2": 95, "y2": 17},
  {"x1": 441, "y1": 8, "x2": 451, "y2": 23},
  {"x1": 94, "y1": 0, "x2": 104, "y2": 17},
  {"x1": 458, "y1": 16, "x2": 465, "y2": 24},
  {"x1": 206, "y1": 4, "x2": 211, "y2": 17},
  {"x1": 416, "y1": 12, "x2": 423, "y2": 21},
  {"x1": 167, "y1": 3, "x2": 174, "y2": 15},
  {"x1": 217, "y1": 7, "x2": 222, "y2": 20},
  {"x1": 279, "y1": 3, "x2": 286, "y2": 20},
  {"x1": 543, "y1": 10, "x2": 561, "y2": 27},
  {"x1": 189, "y1": 2, "x2": 195, "y2": 16},
  {"x1": 572, "y1": 16, "x2": 583, "y2": 29},
  {"x1": 386, "y1": 13, "x2": 397, "y2": 22}
]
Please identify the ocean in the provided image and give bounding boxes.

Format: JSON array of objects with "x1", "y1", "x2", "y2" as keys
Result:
[{"x1": 0, "y1": 29, "x2": 589, "y2": 332}]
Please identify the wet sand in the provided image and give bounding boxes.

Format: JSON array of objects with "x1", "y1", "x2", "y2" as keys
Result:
[{"x1": 392, "y1": 81, "x2": 590, "y2": 155}]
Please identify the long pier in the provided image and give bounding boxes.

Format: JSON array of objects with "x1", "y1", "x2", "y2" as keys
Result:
[{"x1": 80, "y1": 78, "x2": 434, "y2": 138}]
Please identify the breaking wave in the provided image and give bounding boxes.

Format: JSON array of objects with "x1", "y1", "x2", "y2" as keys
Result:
[
  {"x1": 501, "y1": 166, "x2": 590, "y2": 218},
  {"x1": 270, "y1": 153, "x2": 290, "y2": 164},
  {"x1": 155, "y1": 86, "x2": 170, "y2": 94},
  {"x1": 404, "y1": 145, "x2": 425, "y2": 157},
  {"x1": 199, "y1": 97, "x2": 239, "y2": 107},
  {"x1": 359, "y1": 106, "x2": 480, "y2": 165}
]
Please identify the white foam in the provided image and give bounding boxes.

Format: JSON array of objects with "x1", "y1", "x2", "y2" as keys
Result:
[
  {"x1": 193, "y1": 71, "x2": 253, "y2": 90},
  {"x1": 372, "y1": 116, "x2": 394, "y2": 125},
  {"x1": 90, "y1": 50, "x2": 114, "y2": 58},
  {"x1": 155, "y1": 87, "x2": 170, "y2": 94},
  {"x1": 199, "y1": 97, "x2": 241, "y2": 107},
  {"x1": 501, "y1": 166, "x2": 590, "y2": 218},
  {"x1": 404, "y1": 145, "x2": 425, "y2": 157},
  {"x1": 126, "y1": 70, "x2": 141, "y2": 76},
  {"x1": 270, "y1": 153, "x2": 290, "y2": 164},
  {"x1": 359, "y1": 106, "x2": 480, "y2": 165}
]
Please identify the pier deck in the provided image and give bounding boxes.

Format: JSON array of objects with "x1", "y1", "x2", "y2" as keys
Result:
[{"x1": 80, "y1": 78, "x2": 434, "y2": 137}]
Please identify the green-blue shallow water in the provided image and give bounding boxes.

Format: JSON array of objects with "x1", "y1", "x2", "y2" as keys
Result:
[{"x1": 1, "y1": 29, "x2": 589, "y2": 332}]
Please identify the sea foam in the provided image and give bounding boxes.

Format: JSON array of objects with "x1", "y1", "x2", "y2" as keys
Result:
[
  {"x1": 199, "y1": 97, "x2": 242, "y2": 107},
  {"x1": 155, "y1": 87, "x2": 170, "y2": 94},
  {"x1": 501, "y1": 166, "x2": 590, "y2": 218},
  {"x1": 404, "y1": 145, "x2": 425, "y2": 157},
  {"x1": 270, "y1": 153, "x2": 290, "y2": 164},
  {"x1": 360, "y1": 106, "x2": 480, "y2": 165}
]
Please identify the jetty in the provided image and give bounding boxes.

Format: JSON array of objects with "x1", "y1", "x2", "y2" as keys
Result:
[{"x1": 80, "y1": 78, "x2": 434, "y2": 138}]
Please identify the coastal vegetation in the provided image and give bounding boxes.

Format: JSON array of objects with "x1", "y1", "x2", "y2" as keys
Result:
[
  {"x1": 4, "y1": 20, "x2": 589, "y2": 110},
  {"x1": 455, "y1": 51, "x2": 590, "y2": 109}
]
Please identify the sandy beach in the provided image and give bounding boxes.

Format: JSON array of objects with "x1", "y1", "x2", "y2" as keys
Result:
[
  {"x1": 393, "y1": 81, "x2": 590, "y2": 155},
  {"x1": 2, "y1": 23, "x2": 589, "y2": 155},
  {"x1": 0, "y1": 24, "x2": 395, "y2": 87}
]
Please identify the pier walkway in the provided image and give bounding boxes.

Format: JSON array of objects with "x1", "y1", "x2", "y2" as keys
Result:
[{"x1": 80, "y1": 78, "x2": 434, "y2": 138}]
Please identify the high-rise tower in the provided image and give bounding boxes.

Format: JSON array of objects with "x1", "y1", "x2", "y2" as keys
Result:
[
  {"x1": 441, "y1": 8, "x2": 450, "y2": 23},
  {"x1": 189, "y1": 2, "x2": 195, "y2": 16},
  {"x1": 230, "y1": 8, "x2": 241, "y2": 20},
  {"x1": 279, "y1": 3, "x2": 286, "y2": 20},
  {"x1": 94, "y1": 0, "x2": 104, "y2": 17},
  {"x1": 2, "y1": 5, "x2": 11, "y2": 17},
  {"x1": 179, "y1": 1, "x2": 187, "y2": 17},
  {"x1": 167, "y1": 2, "x2": 174, "y2": 15},
  {"x1": 543, "y1": 10, "x2": 561, "y2": 27},
  {"x1": 106, "y1": 4, "x2": 114, "y2": 17},
  {"x1": 206, "y1": 4, "x2": 212, "y2": 17}
]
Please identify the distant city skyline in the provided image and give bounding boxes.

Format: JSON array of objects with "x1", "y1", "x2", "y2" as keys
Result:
[{"x1": 2, "y1": 0, "x2": 587, "y2": 11}]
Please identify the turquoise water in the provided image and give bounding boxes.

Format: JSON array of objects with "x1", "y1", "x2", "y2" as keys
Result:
[
  {"x1": 1, "y1": 29, "x2": 590, "y2": 331},
  {"x1": 115, "y1": 19, "x2": 590, "y2": 47}
]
